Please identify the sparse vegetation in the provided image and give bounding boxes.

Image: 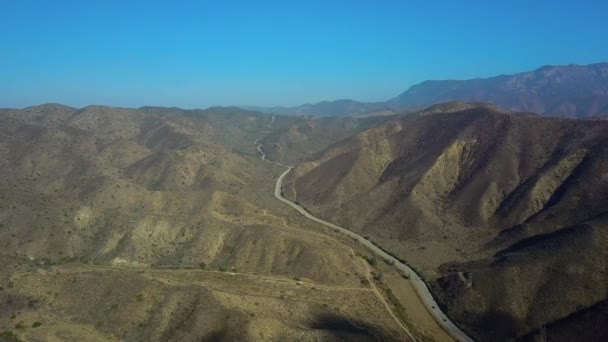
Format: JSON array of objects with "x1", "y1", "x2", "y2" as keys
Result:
[
  {"x1": 0, "y1": 331, "x2": 23, "y2": 342},
  {"x1": 7, "y1": 98, "x2": 608, "y2": 341}
]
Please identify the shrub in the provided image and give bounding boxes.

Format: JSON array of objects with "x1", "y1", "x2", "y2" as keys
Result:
[
  {"x1": 366, "y1": 256, "x2": 377, "y2": 267},
  {"x1": 31, "y1": 322, "x2": 42, "y2": 328}
]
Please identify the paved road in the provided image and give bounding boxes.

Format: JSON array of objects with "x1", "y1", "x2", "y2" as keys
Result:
[{"x1": 257, "y1": 141, "x2": 474, "y2": 342}]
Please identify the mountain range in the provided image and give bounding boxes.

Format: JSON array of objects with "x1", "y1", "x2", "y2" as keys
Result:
[
  {"x1": 2, "y1": 101, "x2": 608, "y2": 341},
  {"x1": 246, "y1": 62, "x2": 608, "y2": 118}
]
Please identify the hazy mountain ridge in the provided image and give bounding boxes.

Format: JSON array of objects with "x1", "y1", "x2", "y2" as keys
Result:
[
  {"x1": 245, "y1": 62, "x2": 608, "y2": 118},
  {"x1": 390, "y1": 62, "x2": 608, "y2": 118},
  {"x1": 243, "y1": 99, "x2": 390, "y2": 117}
]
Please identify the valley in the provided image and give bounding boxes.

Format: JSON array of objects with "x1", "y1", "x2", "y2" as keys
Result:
[
  {"x1": 265, "y1": 150, "x2": 472, "y2": 342},
  {"x1": 1, "y1": 101, "x2": 607, "y2": 341},
  {"x1": 3, "y1": 2, "x2": 607, "y2": 341}
]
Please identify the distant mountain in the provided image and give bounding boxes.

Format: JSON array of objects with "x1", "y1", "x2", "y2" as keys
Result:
[
  {"x1": 243, "y1": 99, "x2": 390, "y2": 117},
  {"x1": 246, "y1": 62, "x2": 608, "y2": 118},
  {"x1": 390, "y1": 62, "x2": 608, "y2": 118}
]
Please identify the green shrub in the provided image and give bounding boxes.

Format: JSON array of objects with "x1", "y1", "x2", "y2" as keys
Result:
[{"x1": 31, "y1": 322, "x2": 42, "y2": 328}]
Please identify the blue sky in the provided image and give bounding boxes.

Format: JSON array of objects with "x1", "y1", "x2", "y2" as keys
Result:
[{"x1": 1, "y1": 0, "x2": 607, "y2": 108}]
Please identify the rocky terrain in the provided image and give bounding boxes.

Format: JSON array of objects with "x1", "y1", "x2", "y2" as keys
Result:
[{"x1": 285, "y1": 104, "x2": 608, "y2": 340}]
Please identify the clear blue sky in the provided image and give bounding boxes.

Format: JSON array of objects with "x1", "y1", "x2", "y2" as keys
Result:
[{"x1": 1, "y1": 0, "x2": 607, "y2": 108}]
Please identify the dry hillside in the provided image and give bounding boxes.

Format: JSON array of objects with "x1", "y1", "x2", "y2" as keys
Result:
[
  {"x1": 285, "y1": 105, "x2": 608, "y2": 341},
  {"x1": 0, "y1": 104, "x2": 420, "y2": 341}
]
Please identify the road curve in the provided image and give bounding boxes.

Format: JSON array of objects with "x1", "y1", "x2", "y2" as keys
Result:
[{"x1": 257, "y1": 141, "x2": 474, "y2": 342}]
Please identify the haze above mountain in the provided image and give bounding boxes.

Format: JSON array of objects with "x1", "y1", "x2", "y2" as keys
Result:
[{"x1": 246, "y1": 62, "x2": 608, "y2": 118}]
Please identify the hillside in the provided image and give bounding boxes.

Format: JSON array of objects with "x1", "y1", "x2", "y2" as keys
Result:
[
  {"x1": 0, "y1": 104, "x2": 446, "y2": 341},
  {"x1": 258, "y1": 114, "x2": 396, "y2": 165},
  {"x1": 285, "y1": 105, "x2": 608, "y2": 340}
]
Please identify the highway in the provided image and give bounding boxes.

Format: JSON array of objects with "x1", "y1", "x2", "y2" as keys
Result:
[{"x1": 256, "y1": 141, "x2": 474, "y2": 342}]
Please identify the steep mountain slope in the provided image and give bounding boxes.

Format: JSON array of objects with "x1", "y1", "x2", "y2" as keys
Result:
[
  {"x1": 389, "y1": 62, "x2": 608, "y2": 118},
  {"x1": 285, "y1": 105, "x2": 608, "y2": 340}
]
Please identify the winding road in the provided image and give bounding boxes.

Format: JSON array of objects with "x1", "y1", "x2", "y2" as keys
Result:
[{"x1": 256, "y1": 141, "x2": 474, "y2": 342}]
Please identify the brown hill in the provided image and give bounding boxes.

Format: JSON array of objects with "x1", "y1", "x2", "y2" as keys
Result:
[
  {"x1": 285, "y1": 105, "x2": 608, "y2": 340},
  {"x1": 0, "y1": 104, "x2": 426, "y2": 341},
  {"x1": 0, "y1": 104, "x2": 370, "y2": 283}
]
